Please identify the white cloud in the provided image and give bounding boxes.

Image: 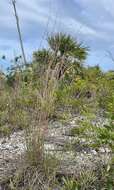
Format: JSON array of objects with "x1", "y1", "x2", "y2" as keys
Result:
[
  {"x1": 61, "y1": 17, "x2": 99, "y2": 37},
  {"x1": 0, "y1": 0, "x2": 114, "y2": 71}
]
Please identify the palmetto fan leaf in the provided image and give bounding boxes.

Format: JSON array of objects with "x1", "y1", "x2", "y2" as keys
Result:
[{"x1": 48, "y1": 33, "x2": 88, "y2": 61}]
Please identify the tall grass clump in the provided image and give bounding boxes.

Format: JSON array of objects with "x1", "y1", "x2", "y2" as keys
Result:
[{"x1": 8, "y1": 43, "x2": 68, "y2": 189}]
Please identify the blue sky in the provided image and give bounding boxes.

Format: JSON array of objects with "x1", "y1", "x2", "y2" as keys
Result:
[{"x1": 0, "y1": 0, "x2": 114, "y2": 71}]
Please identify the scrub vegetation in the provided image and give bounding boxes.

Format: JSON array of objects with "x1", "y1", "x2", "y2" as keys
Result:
[{"x1": 0, "y1": 33, "x2": 114, "y2": 189}]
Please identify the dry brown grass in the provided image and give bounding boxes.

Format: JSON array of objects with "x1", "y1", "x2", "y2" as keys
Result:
[{"x1": 7, "y1": 57, "x2": 65, "y2": 190}]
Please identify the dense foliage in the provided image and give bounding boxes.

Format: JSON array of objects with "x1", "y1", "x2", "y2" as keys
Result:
[{"x1": 0, "y1": 33, "x2": 114, "y2": 189}]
